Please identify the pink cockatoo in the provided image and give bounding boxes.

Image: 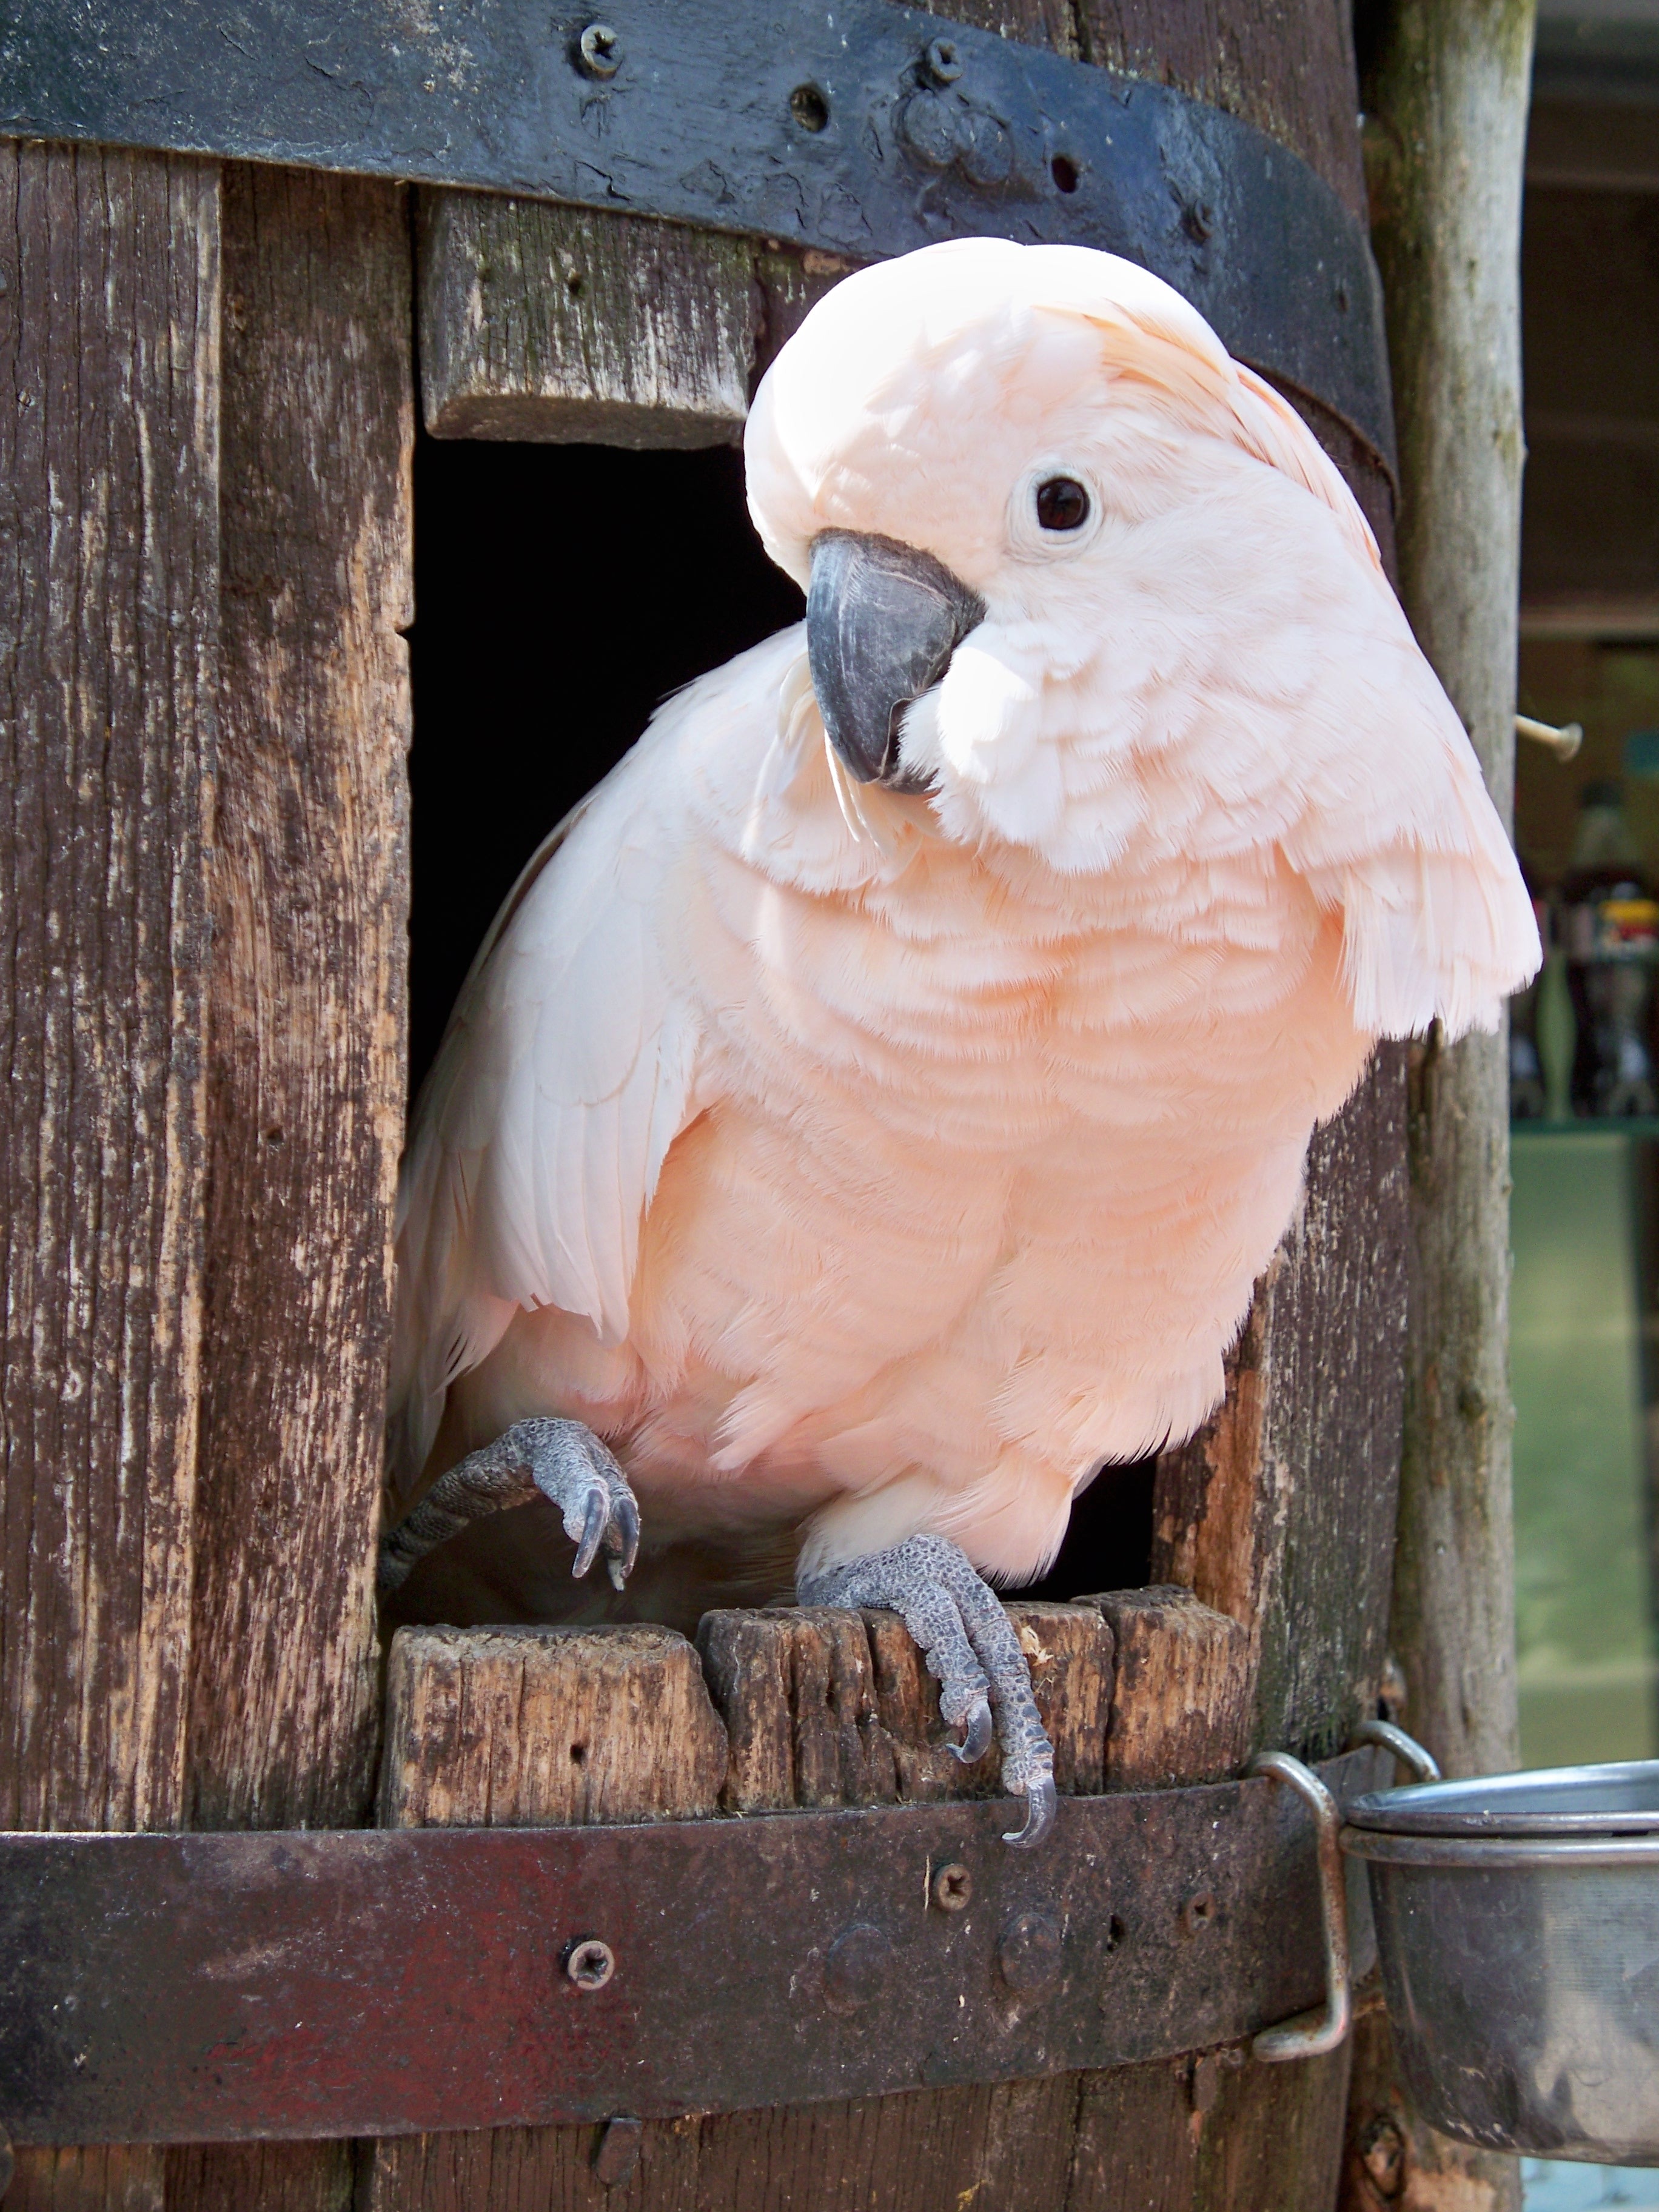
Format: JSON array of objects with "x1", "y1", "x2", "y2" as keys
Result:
[{"x1": 380, "y1": 238, "x2": 1540, "y2": 1846}]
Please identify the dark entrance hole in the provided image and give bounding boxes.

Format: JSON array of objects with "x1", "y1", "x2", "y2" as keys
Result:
[
  {"x1": 407, "y1": 427, "x2": 1154, "y2": 1602},
  {"x1": 407, "y1": 432, "x2": 803, "y2": 1093}
]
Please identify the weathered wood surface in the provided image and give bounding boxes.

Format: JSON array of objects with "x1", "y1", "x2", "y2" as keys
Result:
[
  {"x1": 380, "y1": 1623, "x2": 729, "y2": 1827},
  {"x1": 1336, "y1": 5, "x2": 1536, "y2": 2208},
  {"x1": 0, "y1": 135, "x2": 220, "y2": 2212},
  {"x1": 369, "y1": 1602, "x2": 1293, "y2": 2212},
  {"x1": 1081, "y1": 1589, "x2": 1252, "y2": 1788},
  {"x1": 418, "y1": 196, "x2": 760, "y2": 445},
  {"x1": 155, "y1": 163, "x2": 415, "y2": 2212},
  {"x1": 1153, "y1": 1057, "x2": 1410, "y2": 1763},
  {"x1": 187, "y1": 164, "x2": 413, "y2": 1836}
]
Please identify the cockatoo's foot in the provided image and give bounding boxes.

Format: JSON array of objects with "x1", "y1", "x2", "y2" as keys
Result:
[
  {"x1": 797, "y1": 1533, "x2": 1057, "y2": 1849},
  {"x1": 377, "y1": 1417, "x2": 640, "y2": 1600}
]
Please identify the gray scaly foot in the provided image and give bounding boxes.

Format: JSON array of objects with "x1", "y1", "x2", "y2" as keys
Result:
[
  {"x1": 798, "y1": 1532, "x2": 1057, "y2": 1848},
  {"x1": 378, "y1": 1416, "x2": 641, "y2": 1600}
]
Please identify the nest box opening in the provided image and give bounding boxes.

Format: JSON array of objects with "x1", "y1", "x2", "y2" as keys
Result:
[{"x1": 405, "y1": 429, "x2": 1155, "y2": 1617}]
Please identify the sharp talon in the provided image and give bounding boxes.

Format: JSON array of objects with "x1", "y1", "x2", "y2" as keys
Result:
[
  {"x1": 1004, "y1": 1775, "x2": 1057, "y2": 1849},
  {"x1": 572, "y1": 1484, "x2": 608, "y2": 1578},
  {"x1": 617, "y1": 1490, "x2": 641, "y2": 1577},
  {"x1": 950, "y1": 1698, "x2": 993, "y2": 1765}
]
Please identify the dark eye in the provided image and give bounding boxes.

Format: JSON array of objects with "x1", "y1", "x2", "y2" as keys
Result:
[{"x1": 1035, "y1": 476, "x2": 1090, "y2": 532}]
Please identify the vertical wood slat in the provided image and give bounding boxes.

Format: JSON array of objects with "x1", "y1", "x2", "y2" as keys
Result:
[
  {"x1": 0, "y1": 134, "x2": 220, "y2": 2212},
  {"x1": 184, "y1": 163, "x2": 413, "y2": 1837},
  {"x1": 418, "y1": 196, "x2": 762, "y2": 446},
  {"x1": 1153, "y1": 1057, "x2": 1411, "y2": 1763},
  {"x1": 159, "y1": 163, "x2": 415, "y2": 2212}
]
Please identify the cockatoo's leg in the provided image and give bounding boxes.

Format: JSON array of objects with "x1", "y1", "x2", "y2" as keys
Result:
[
  {"x1": 797, "y1": 1534, "x2": 1057, "y2": 1848},
  {"x1": 377, "y1": 1417, "x2": 640, "y2": 1600}
]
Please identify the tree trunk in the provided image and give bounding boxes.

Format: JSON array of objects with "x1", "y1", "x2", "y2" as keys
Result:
[{"x1": 1340, "y1": 6, "x2": 1537, "y2": 2208}]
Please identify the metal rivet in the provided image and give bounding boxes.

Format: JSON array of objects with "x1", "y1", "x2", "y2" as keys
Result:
[
  {"x1": 594, "y1": 2114, "x2": 642, "y2": 2187},
  {"x1": 933, "y1": 1861, "x2": 973, "y2": 1912},
  {"x1": 823, "y1": 1921, "x2": 893, "y2": 2014},
  {"x1": 925, "y1": 36, "x2": 964, "y2": 84},
  {"x1": 577, "y1": 22, "x2": 622, "y2": 78},
  {"x1": 566, "y1": 1936, "x2": 616, "y2": 1989},
  {"x1": 900, "y1": 92, "x2": 958, "y2": 170},
  {"x1": 997, "y1": 1908, "x2": 1062, "y2": 1997},
  {"x1": 1181, "y1": 1891, "x2": 1216, "y2": 1936}
]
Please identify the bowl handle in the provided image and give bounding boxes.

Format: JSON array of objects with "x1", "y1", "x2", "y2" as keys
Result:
[
  {"x1": 1348, "y1": 1717, "x2": 1442, "y2": 1784},
  {"x1": 1246, "y1": 1752, "x2": 1353, "y2": 2061}
]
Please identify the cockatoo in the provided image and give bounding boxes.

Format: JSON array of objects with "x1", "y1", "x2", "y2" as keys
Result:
[{"x1": 380, "y1": 238, "x2": 1540, "y2": 1846}]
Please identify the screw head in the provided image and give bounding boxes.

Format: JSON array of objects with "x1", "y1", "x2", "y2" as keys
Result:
[
  {"x1": 925, "y1": 35, "x2": 964, "y2": 84},
  {"x1": 932, "y1": 1861, "x2": 973, "y2": 1912},
  {"x1": 566, "y1": 1936, "x2": 617, "y2": 1990},
  {"x1": 577, "y1": 22, "x2": 621, "y2": 78}
]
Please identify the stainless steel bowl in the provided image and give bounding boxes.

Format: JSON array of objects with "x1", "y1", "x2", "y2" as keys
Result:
[{"x1": 1343, "y1": 1761, "x2": 1659, "y2": 2165}]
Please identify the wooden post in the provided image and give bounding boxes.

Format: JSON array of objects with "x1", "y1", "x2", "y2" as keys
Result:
[
  {"x1": 0, "y1": 136, "x2": 220, "y2": 2212},
  {"x1": 1339, "y1": 7, "x2": 1537, "y2": 2210}
]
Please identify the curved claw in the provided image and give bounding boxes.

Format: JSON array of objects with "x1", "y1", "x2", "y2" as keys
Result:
[
  {"x1": 617, "y1": 1490, "x2": 642, "y2": 1578},
  {"x1": 949, "y1": 1697, "x2": 994, "y2": 1765},
  {"x1": 572, "y1": 1484, "x2": 608, "y2": 1578},
  {"x1": 1004, "y1": 1774, "x2": 1057, "y2": 1849}
]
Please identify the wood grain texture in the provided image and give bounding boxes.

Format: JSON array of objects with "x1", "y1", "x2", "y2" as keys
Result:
[
  {"x1": 378, "y1": 1623, "x2": 729, "y2": 1827},
  {"x1": 418, "y1": 196, "x2": 760, "y2": 446},
  {"x1": 185, "y1": 164, "x2": 414, "y2": 1838},
  {"x1": 4, "y1": 2148, "x2": 166, "y2": 2212},
  {"x1": 1152, "y1": 1046, "x2": 1410, "y2": 1763},
  {"x1": 1336, "y1": 9, "x2": 1535, "y2": 2207},
  {"x1": 1365, "y1": 0, "x2": 1532, "y2": 1791},
  {"x1": 697, "y1": 1601, "x2": 1112, "y2": 1809},
  {"x1": 1071, "y1": 0, "x2": 1369, "y2": 222},
  {"x1": 0, "y1": 134, "x2": 218, "y2": 2212},
  {"x1": 0, "y1": 137, "x2": 217, "y2": 1839},
  {"x1": 1081, "y1": 1589, "x2": 1251, "y2": 1788}
]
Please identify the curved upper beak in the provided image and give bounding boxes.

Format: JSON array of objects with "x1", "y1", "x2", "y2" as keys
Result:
[{"x1": 806, "y1": 532, "x2": 985, "y2": 790}]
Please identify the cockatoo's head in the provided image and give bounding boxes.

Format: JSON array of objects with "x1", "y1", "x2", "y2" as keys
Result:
[{"x1": 743, "y1": 237, "x2": 1386, "y2": 870}]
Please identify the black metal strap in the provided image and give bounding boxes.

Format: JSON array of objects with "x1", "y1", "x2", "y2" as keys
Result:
[
  {"x1": 0, "y1": 1748, "x2": 1386, "y2": 2144},
  {"x1": 0, "y1": 0, "x2": 1393, "y2": 470}
]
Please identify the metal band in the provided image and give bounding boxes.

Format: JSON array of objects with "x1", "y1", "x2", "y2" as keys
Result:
[
  {"x1": 0, "y1": 0, "x2": 1394, "y2": 470},
  {"x1": 0, "y1": 1748, "x2": 1386, "y2": 2145}
]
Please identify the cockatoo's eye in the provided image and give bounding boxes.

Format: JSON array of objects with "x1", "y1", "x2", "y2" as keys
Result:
[{"x1": 1035, "y1": 477, "x2": 1090, "y2": 532}]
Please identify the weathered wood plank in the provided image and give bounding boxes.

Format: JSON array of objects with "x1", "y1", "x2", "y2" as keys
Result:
[
  {"x1": 185, "y1": 163, "x2": 413, "y2": 1836},
  {"x1": 1152, "y1": 1050, "x2": 1410, "y2": 1763},
  {"x1": 1072, "y1": 0, "x2": 1369, "y2": 224},
  {"x1": 1081, "y1": 1589, "x2": 1252, "y2": 1788},
  {"x1": 696, "y1": 1601, "x2": 1111, "y2": 1811},
  {"x1": 379, "y1": 1623, "x2": 729, "y2": 1828},
  {"x1": 0, "y1": 135, "x2": 219, "y2": 2212},
  {"x1": 418, "y1": 195, "x2": 760, "y2": 446},
  {"x1": 158, "y1": 163, "x2": 414, "y2": 2212},
  {"x1": 4, "y1": 2150, "x2": 165, "y2": 2212}
]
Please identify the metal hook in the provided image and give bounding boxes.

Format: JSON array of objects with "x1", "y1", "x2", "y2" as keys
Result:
[
  {"x1": 1349, "y1": 1718, "x2": 1441, "y2": 1786},
  {"x1": 1246, "y1": 1752, "x2": 1352, "y2": 2062}
]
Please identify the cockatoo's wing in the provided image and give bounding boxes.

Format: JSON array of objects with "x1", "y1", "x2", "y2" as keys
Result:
[
  {"x1": 386, "y1": 627, "x2": 845, "y2": 1500},
  {"x1": 1225, "y1": 366, "x2": 1541, "y2": 1039},
  {"x1": 387, "y1": 723, "x2": 703, "y2": 1498}
]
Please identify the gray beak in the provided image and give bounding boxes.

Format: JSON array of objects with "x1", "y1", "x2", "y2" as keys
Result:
[{"x1": 806, "y1": 531, "x2": 985, "y2": 791}]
